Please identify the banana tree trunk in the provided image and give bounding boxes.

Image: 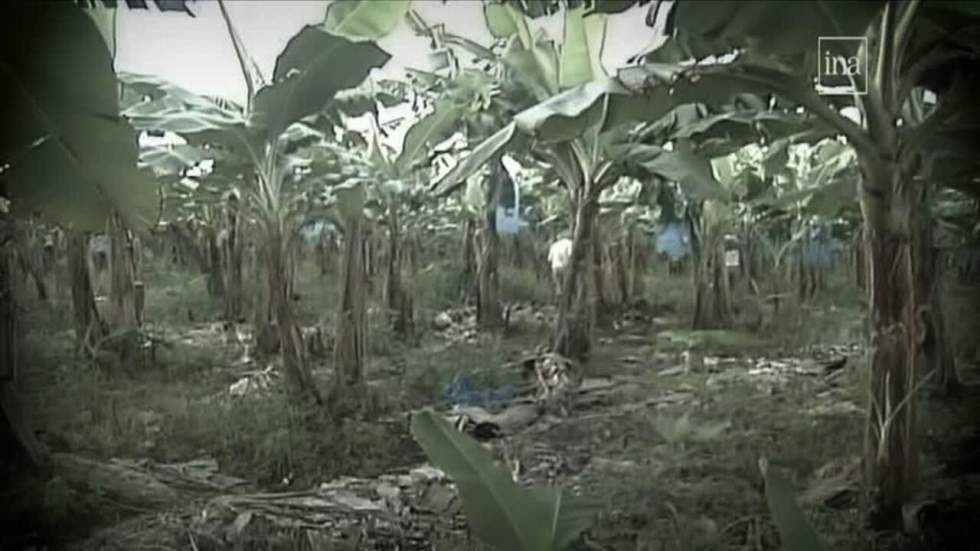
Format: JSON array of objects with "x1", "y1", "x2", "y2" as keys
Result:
[
  {"x1": 622, "y1": 227, "x2": 639, "y2": 302},
  {"x1": 363, "y1": 231, "x2": 381, "y2": 297},
  {"x1": 476, "y1": 228, "x2": 501, "y2": 328},
  {"x1": 693, "y1": 249, "x2": 734, "y2": 330},
  {"x1": 854, "y1": 224, "x2": 867, "y2": 291},
  {"x1": 860, "y1": 157, "x2": 922, "y2": 527},
  {"x1": 924, "y1": 279, "x2": 959, "y2": 395},
  {"x1": 615, "y1": 228, "x2": 631, "y2": 305},
  {"x1": 131, "y1": 234, "x2": 144, "y2": 327},
  {"x1": 477, "y1": 170, "x2": 502, "y2": 329},
  {"x1": 12, "y1": 222, "x2": 47, "y2": 302},
  {"x1": 67, "y1": 231, "x2": 106, "y2": 353},
  {"x1": 316, "y1": 231, "x2": 338, "y2": 278},
  {"x1": 628, "y1": 226, "x2": 646, "y2": 299},
  {"x1": 251, "y1": 241, "x2": 277, "y2": 356},
  {"x1": 170, "y1": 222, "x2": 220, "y2": 297},
  {"x1": 0, "y1": 226, "x2": 48, "y2": 471},
  {"x1": 108, "y1": 213, "x2": 139, "y2": 331},
  {"x1": 797, "y1": 245, "x2": 811, "y2": 302},
  {"x1": 46, "y1": 230, "x2": 66, "y2": 302},
  {"x1": 286, "y1": 237, "x2": 298, "y2": 302},
  {"x1": 205, "y1": 227, "x2": 226, "y2": 300},
  {"x1": 511, "y1": 234, "x2": 526, "y2": 269},
  {"x1": 335, "y1": 215, "x2": 367, "y2": 387},
  {"x1": 552, "y1": 191, "x2": 599, "y2": 360},
  {"x1": 107, "y1": 213, "x2": 142, "y2": 368},
  {"x1": 530, "y1": 234, "x2": 546, "y2": 284},
  {"x1": 408, "y1": 232, "x2": 421, "y2": 275},
  {"x1": 166, "y1": 224, "x2": 188, "y2": 267},
  {"x1": 222, "y1": 200, "x2": 244, "y2": 321},
  {"x1": 611, "y1": 240, "x2": 629, "y2": 307},
  {"x1": 460, "y1": 217, "x2": 477, "y2": 304},
  {"x1": 591, "y1": 220, "x2": 610, "y2": 325},
  {"x1": 266, "y1": 226, "x2": 321, "y2": 405},
  {"x1": 910, "y1": 174, "x2": 958, "y2": 398},
  {"x1": 385, "y1": 202, "x2": 413, "y2": 337},
  {"x1": 688, "y1": 203, "x2": 732, "y2": 330}
]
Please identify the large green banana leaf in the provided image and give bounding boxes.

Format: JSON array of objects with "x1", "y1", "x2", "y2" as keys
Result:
[
  {"x1": 248, "y1": 0, "x2": 407, "y2": 143},
  {"x1": 558, "y1": 5, "x2": 607, "y2": 89},
  {"x1": 250, "y1": 25, "x2": 391, "y2": 144},
  {"x1": 410, "y1": 409, "x2": 601, "y2": 551},
  {"x1": 1, "y1": 4, "x2": 159, "y2": 231},
  {"x1": 323, "y1": 0, "x2": 409, "y2": 42},
  {"x1": 395, "y1": 98, "x2": 465, "y2": 175},
  {"x1": 759, "y1": 458, "x2": 833, "y2": 551}
]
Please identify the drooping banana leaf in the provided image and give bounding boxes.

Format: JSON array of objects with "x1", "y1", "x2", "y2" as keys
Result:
[{"x1": 432, "y1": 122, "x2": 520, "y2": 197}]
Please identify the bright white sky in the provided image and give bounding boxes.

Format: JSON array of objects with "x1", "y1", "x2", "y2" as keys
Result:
[{"x1": 116, "y1": 0, "x2": 664, "y2": 108}]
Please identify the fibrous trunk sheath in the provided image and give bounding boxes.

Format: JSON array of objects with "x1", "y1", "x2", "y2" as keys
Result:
[
  {"x1": 476, "y1": 173, "x2": 501, "y2": 329},
  {"x1": 266, "y1": 225, "x2": 322, "y2": 405},
  {"x1": 67, "y1": 231, "x2": 107, "y2": 353},
  {"x1": 860, "y1": 158, "x2": 921, "y2": 528},
  {"x1": 385, "y1": 202, "x2": 413, "y2": 337},
  {"x1": 691, "y1": 214, "x2": 733, "y2": 330},
  {"x1": 107, "y1": 213, "x2": 142, "y2": 366},
  {"x1": 0, "y1": 227, "x2": 48, "y2": 470},
  {"x1": 552, "y1": 192, "x2": 599, "y2": 360},
  {"x1": 221, "y1": 197, "x2": 244, "y2": 321},
  {"x1": 460, "y1": 217, "x2": 477, "y2": 304},
  {"x1": 335, "y1": 216, "x2": 367, "y2": 387}
]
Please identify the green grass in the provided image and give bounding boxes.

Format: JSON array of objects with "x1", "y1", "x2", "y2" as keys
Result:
[
  {"x1": 12, "y1": 254, "x2": 880, "y2": 550},
  {"x1": 499, "y1": 265, "x2": 552, "y2": 305},
  {"x1": 142, "y1": 265, "x2": 222, "y2": 325}
]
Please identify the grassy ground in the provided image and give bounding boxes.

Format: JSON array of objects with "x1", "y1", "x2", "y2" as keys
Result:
[{"x1": 9, "y1": 254, "x2": 878, "y2": 549}]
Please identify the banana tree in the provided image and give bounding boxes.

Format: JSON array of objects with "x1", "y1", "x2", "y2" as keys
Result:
[
  {"x1": 122, "y1": 0, "x2": 409, "y2": 406},
  {"x1": 592, "y1": 178, "x2": 658, "y2": 314},
  {"x1": 509, "y1": 159, "x2": 568, "y2": 285},
  {"x1": 305, "y1": 143, "x2": 451, "y2": 382},
  {"x1": 406, "y1": 9, "x2": 545, "y2": 328},
  {"x1": 439, "y1": 3, "x2": 836, "y2": 355},
  {"x1": 133, "y1": 90, "x2": 265, "y2": 335},
  {"x1": 0, "y1": 1, "x2": 202, "y2": 468},
  {"x1": 2, "y1": 3, "x2": 163, "y2": 358},
  {"x1": 326, "y1": 85, "x2": 471, "y2": 337},
  {"x1": 760, "y1": 140, "x2": 860, "y2": 301},
  {"x1": 426, "y1": 2, "x2": 644, "y2": 358},
  {"x1": 652, "y1": 144, "x2": 755, "y2": 330},
  {"x1": 133, "y1": 79, "x2": 270, "y2": 325},
  {"x1": 156, "y1": 182, "x2": 249, "y2": 319},
  {"x1": 590, "y1": 0, "x2": 980, "y2": 526},
  {"x1": 493, "y1": 0, "x2": 978, "y2": 523},
  {"x1": 443, "y1": 91, "x2": 817, "y2": 352},
  {"x1": 934, "y1": 188, "x2": 980, "y2": 387}
]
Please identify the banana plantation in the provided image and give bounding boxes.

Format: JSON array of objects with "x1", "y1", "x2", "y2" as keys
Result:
[{"x1": 3, "y1": 0, "x2": 980, "y2": 549}]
